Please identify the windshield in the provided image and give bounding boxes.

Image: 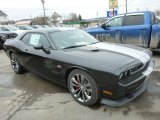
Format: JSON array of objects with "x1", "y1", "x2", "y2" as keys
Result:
[
  {"x1": 7, "y1": 25, "x2": 19, "y2": 31},
  {"x1": 49, "y1": 30, "x2": 98, "y2": 49},
  {"x1": 24, "y1": 26, "x2": 33, "y2": 30}
]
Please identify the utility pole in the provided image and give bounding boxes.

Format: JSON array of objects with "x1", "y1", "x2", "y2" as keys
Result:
[
  {"x1": 97, "y1": 11, "x2": 99, "y2": 18},
  {"x1": 41, "y1": 0, "x2": 46, "y2": 24},
  {"x1": 126, "y1": 0, "x2": 128, "y2": 13},
  {"x1": 113, "y1": 8, "x2": 114, "y2": 16}
]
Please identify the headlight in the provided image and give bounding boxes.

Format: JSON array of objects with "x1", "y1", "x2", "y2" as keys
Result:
[
  {"x1": 119, "y1": 63, "x2": 144, "y2": 80},
  {"x1": 119, "y1": 71, "x2": 131, "y2": 80},
  {"x1": 1, "y1": 36, "x2": 7, "y2": 41}
]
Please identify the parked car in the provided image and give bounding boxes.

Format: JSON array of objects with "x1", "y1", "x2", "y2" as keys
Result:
[
  {"x1": 48, "y1": 25, "x2": 56, "y2": 27},
  {"x1": 16, "y1": 25, "x2": 33, "y2": 30},
  {"x1": 30, "y1": 25, "x2": 43, "y2": 29},
  {"x1": 0, "y1": 31, "x2": 17, "y2": 49},
  {"x1": 3, "y1": 27, "x2": 154, "y2": 106},
  {"x1": 0, "y1": 25, "x2": 25, "y2": 36},
  {"x1": 85, "y1": 11, "x2": 160, "y2": 52},
  {"x1": 41, "y1": 25, "x2": 49, "y2": 28}
]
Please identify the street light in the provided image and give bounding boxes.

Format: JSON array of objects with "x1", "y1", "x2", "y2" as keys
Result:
[{"x1": 41, "y1": 0, "x2": 46, "y2": 24}]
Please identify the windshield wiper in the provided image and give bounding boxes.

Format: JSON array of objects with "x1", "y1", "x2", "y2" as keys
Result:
[{"x1": 63, "y1": 44, "x2": 87, "y2": 49}]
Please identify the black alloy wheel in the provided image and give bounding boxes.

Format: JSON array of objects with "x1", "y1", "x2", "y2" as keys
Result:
[
  {"x1": 10, "y1": 53, "x2": 24, "y2": 74},
  {"x1": 68, "y1": 69, "x2": 99, "y2": 106}
]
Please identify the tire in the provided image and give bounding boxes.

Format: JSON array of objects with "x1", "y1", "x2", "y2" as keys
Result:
[
  {"x1": 0, "y1": 41, "x2": 3, "y2": 50},
  {"x1": 68, "y1": 69, "x2": 99, "y2": 106},
  {"x1": 10, "y1": 53, "x2": 24, "y2": 74}
]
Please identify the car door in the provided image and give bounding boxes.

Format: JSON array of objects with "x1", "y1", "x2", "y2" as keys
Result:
[
  {"x1": 122, "y1": 13, "x2": 150, "y2": 47},
  {"x1": 96, "y1": 16, "x2": 124, "y2": 43},
  {"x1": 17, "y1": 32, "x2": 63, "y2": 83}
]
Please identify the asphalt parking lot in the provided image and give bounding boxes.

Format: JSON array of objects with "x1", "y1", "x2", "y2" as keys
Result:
[{"x1": 0, "y1": 50, "x2": 160, "y2": 120}]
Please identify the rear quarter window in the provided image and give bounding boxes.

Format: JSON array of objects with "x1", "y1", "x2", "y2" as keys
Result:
[
  {"x1": 21, "y1": 33, "x2": 31, "y2": 44},
  {"x1": 125, "y1": 14, "x2": 144, "y2": 26}
]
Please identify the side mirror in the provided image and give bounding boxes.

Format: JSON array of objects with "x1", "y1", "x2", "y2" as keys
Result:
[
  {"x1": 34, "y1": 44, "x2": 51, "y2": 54},
  {"x1": 101, "y1": 24, "x2": 106, "y2": 29},
  {"x1": 34, "y1": 44, "x2": 43, "y2": 50},
  {"x1": 106, "y1": 24, "x2": 111, "y2": 28}
]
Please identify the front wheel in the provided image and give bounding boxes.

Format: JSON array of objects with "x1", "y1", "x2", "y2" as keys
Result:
[
  {"x1": 10, "y1": 53, "x2": 24, "y2": 74},
  {"x1": 68, "y1": 69, "x2": 99, "y2": 106}
]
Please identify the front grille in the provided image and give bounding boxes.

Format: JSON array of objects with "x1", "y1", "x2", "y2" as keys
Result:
[
  {"x1": 130, "y1": 64, "x2": 143, "y2": 75},
  {"x1": 125, "y1": 76, "x2": 146, "y2": 93}
]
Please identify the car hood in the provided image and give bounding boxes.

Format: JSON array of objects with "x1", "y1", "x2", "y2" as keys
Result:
[
  {"x1": 85, "y1": 26, "x2": 99, "y2": 33},
  {"x1": 65, "y1": 42, "x2": 151, "y2": 72},
  {"x1": 15, "y1": 30, "x2": 25, "y2": 36}
]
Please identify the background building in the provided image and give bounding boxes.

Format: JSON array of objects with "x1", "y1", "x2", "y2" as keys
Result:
[
  {"x1": 15, "y1": 19, "x2": 32, "y2": 25},
  {"x1": 50, "y1": 12, "x2": 63, "y2": 26}
]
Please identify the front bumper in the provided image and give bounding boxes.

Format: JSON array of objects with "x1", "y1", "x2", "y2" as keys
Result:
[{"x1": 101, "y1": 59, "x2": 155, "y2": 107}]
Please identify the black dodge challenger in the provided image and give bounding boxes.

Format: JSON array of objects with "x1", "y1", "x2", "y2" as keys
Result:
[{"x1": 3, "y1": 27, "x2": 155, "y2": 107}]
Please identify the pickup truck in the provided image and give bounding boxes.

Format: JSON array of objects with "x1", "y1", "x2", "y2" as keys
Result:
[{"x1": 85, "y1": 11, "x2": 160, "y2": 52}]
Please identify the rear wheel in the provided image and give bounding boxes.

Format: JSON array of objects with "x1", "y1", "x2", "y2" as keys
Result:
[
  {"x1": 10, "y1": 53, "x2": 24, "y2": 74},
  {"x1": 68, "y1": 69, "x2": 99, "y2": 106},
  {"x1": 0, "y1": 41, "x2": 3, "y2": 50}
]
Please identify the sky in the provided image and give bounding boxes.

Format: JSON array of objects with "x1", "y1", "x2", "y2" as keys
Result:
[{"x1": 0, "y1": 0, "x2": 160, "y2": 21}]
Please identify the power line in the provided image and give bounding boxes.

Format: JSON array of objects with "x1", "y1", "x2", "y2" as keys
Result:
[{"x1": 128, "y1": 0, "x2": 160, "y2": 6}]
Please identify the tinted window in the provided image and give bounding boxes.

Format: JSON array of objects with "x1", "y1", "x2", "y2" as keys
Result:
[
  {"x1": 1, "y1": 27, "x2": 10, "y2": 31},
  {"x1": 19, "y1": 26, "x2": 27, "y2": 30},
  {"x1": 21, "y1": 33, "x2": 31, "y2": 44},
  {"x1": 106, "y1": 16, "x2": 123, "y2": 27},
  {"x1": 151, "y1": 12, "x2": 155, "y2": 24},
  {"x1": 28, "y1": 33, "x2": 51, "y2": 49},
  {"x1": 19, "y1": 26, "x2": 33, "y2": 30},
  {"x1": 155, "y1": 17, "x2": 160, "y2": 24},
  {"x1": 7, "y1": 25, "x2": 18, "y2": 31},
  {"x1": 125, "y1": 15, "x2": 144, "y2": 26}
]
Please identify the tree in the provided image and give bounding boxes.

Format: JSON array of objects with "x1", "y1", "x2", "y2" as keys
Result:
[
  {"x1": 31, "y1": 16, "x2": 49, "y2": 25},
  {"x1": 155, "y1": 10, "x2": 160, "y2": 16},
  {"x1": 68, "y1": 13, "x2": 78, "y2": 21},
  {"x1": 78, "y1": 14, "x2": 82, "y2": 20}
]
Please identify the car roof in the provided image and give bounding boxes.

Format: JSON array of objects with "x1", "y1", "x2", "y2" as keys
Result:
[
  {"x1": 112, "y1": 11, "x2": 152, "y2": 17},
  {"x1": 17, "y1": 27, "x2": 78, "y2": 39},
  {"x1": 24, "y1": 27, "x2": 77, "y2": 33}
]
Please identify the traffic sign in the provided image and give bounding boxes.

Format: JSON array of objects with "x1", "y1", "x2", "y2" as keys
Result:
[
  {"x1": 109, "y1": 0, "x2": 118, "y2": 9},
  {"x1": 107, "y1": 10, "x2": 118, "y2": 17}
]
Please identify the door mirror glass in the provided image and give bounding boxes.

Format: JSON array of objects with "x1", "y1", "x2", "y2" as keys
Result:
[
  {"x1": 101, "y1": 24, "x2": 107, "y2": 29},
  {"x1": 125, "y1": 14, "x2": 144, "y2": 26},
  {"x1": 34, "y1": 44, "x2": 43, "y2": 50}
]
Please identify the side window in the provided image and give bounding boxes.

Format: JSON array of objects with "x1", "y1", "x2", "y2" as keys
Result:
[
  {"x1": 125, "y1": 15, "x2": 144, "y2": 26},
  {"x1": 1, "y1": 27, "x2": 10, "y2": 31},
  {"x1": 19, "y1": 26, "x2": 27, "y2": 30},
  {"x1": 151, "y1": 12, "x2": 155, "y2": 24},
  {"x1": 28, "y1": 33, "x2": 51, "y2": 49},
  {"x1": 106, "y1": 16, "x2": 123, "y2": 27},
  {"x1": 21, "y1": 33, "x2": 31, "y2": 44},
  {"x1": 155, "y1": 17, "x2": 160, "y2": 24}
]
